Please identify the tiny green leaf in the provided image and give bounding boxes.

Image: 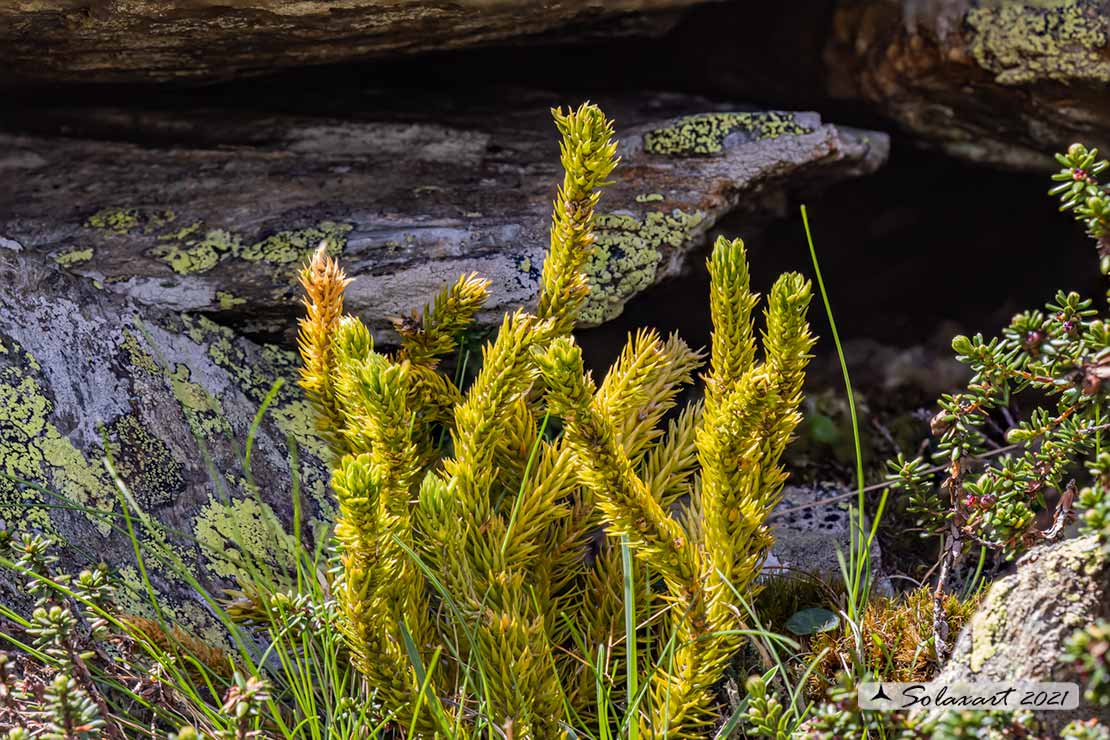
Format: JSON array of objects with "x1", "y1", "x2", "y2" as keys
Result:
[{"x1": 785, "y1": 607, "x2": 839, "y2": 636}]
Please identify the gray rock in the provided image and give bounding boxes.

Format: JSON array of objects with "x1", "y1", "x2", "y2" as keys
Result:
[
  {"x1": 0, "y1": 249, "x2": 330, "y2": 640},
  {"x1": 1, "y1": 93, "x2": 888, "y2": 344},
  {"x1": 0, "y1": 1, "x2": 712, "y2": 86},
  {"x1": 766, "y1": 484, "x2": 885, "y2": 587},
  {"x1": 662, "y1": 0, "x2": 1110, "y2": 170},
  {"x1": 931, "y1": 534, "x2": 1110, "y2": 732}
]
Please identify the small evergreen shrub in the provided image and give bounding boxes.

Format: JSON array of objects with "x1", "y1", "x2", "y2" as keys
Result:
[
  {"x1": 886, "y1": 142, "x2": 1110, "y2": 654},
  {"x1": 1066, "y1": 620, "x2": 1110, "y2": 709},
  {"x1": 296, "y1": 103, "x2": 815, "y2": 736}
]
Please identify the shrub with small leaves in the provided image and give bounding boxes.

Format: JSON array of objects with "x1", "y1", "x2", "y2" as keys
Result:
[
  {"x1": 1064, "y1": 718, "x2": 1110, "y2": 740},
  {"x1": 217, "y1": 673, "x2": 271, "y2": 740},
  {"x1": 1066, "y1": 620, "x2": 1110, "y2": 708},
  {"x1": 926, "y1": 709, "x2": 1041, "y2": 739},
  {"x1": 742, "y1": 674, "x2": 793, "y2": 739},
  {"x1": 40, "y1": 674, "x2": 104, "y2": 740},
  {"x1": 1051, "y1": 143, "x2": 1110, "y2": 267},
  {"x1": 887, "y1": 143, "x2": 1110, "y2": 655},
  {"x1": 796, "y1": 673, "x2": 925, "y2": 739}
]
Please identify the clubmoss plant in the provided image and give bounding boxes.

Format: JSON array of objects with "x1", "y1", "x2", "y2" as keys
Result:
[{"x1": 297, "y1": 103, "x2": 815, "y2": 737}]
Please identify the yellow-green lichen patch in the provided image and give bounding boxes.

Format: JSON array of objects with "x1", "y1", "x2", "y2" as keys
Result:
[
  {"x1": 119, "y1": 329, "x2": 161, "y2": 376},
  {"x1": 152, "y1": 228, "x2": 241, "y2": 275},
  {"x1": 0, "y1": 343, "x2": 116, "y2": 534},
  {"x1": 238, "y1": 221, "x2": 352, "y2": 265},
  {"x1": 157, "y1": 220, "x2": 203, "y2": 243},
  {"x1": 146, "y1": 219, "x2": 352, "y2": 275},
  {"x1": 216, "y1": 291, "x2": 246, "y2": 310},
  {"x1": 194, "y1": 497, "x2": 296, "y2": 581},
  {"x1": 643, "y1": 112, "x2": 810, "y2": 156},
  {"x1": 968, "y1": 1, "x2": 1110, "y2": 84},
  {"x1": 582, "y1": 210, "x2": 705, "y2": 325},
  {"x1": 168, "y1": 363, "x2": 231, "y2": 440},
  {"x1": 54, "y1": 247, "x2": 93, "y2": 268},
  {"x1": 967, "y1": 580, "x2": 1016, "y2": 673},
  {"x1": 635, "y1": 193, "x2": 665, "y2": 203},
  {"x1": 104, "y1": 414, "x2": 184, "y2": 508},
  {"x1": 86, "y1": 208, "x2": 140, "y2": 234}
]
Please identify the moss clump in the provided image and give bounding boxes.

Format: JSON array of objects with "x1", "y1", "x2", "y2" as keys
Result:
[
  {"x1": 581, "y1": 209, "x2": 704, "y2": 324},
  {"x1": 643, "y1": 112, "x2": 810, "y2": 156},
  {"x1": 968, "y1": 1, "x2": 1110, "y2": 84},
  {"x1": 54, "y1": 247, "x2": 93, "y2": 267},
  {"x1": 808, "y1": 585, "x2": 983, "y2": 690},
  {"x1": 85, "y1": 208, "x2": 140, "y2": 234}
]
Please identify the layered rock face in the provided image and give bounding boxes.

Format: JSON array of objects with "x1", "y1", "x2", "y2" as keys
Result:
[
  {"x1": 0, "y1": 0, "x2": 715, "y2": 84},
  {"x1": 0, "y1": 247, "x2": 329, "y2": 638},
  {"x1": 823, "y1": 0, "x2": 1110, "y2": 169},
  {"x1": 2, "y1": 95, "x2": 886, "y2": 340}
]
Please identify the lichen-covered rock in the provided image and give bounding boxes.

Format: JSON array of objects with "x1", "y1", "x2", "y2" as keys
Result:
[
  {"x1": 932, "y1": 534, "x2": 1110, "y2": 731},
  {"x1": 0, "y1": 93, "x2": 887, "y2": 343},
  {"x1": 0, "y1": 1, "x2": 711, "y2": 86},
  {"x1": 660, "y1": 0, "x2": 1110, "y2": 170},
  {"x1": 0, "y1": 248, "x2": 330, "y2": 641},
  {"x1": 824, "y1": 0, "x2": 1110, "y2": 169}
]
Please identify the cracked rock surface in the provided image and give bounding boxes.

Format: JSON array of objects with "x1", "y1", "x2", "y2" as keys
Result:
[{"x1": 2, "y1": 92, "x2": 887, "y2": 343}]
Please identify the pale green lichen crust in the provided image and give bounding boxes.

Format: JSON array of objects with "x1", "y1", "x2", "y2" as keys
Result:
[
  {"x1": 193, "y1": 498, "x2": 297, "y2": 581},
  {"x1": 85, "y1": 208, "x2": 140, "y2": 234},
  {"x1": 581, "y1": 209, "x2": 705, "y2": 325},
  {"x1": 967, "y1": 0, "x2": 1110, "y2": 84},
  {"x1": 0, "y1": 337, "x2": 116, "y2": 535},
  {"x1": 54, "y1": 247, "x2": 93, "y2": 268},
  {"x1": 643, "y1": 112, "x2": 810, "y2": 156},
  {"x1": 216, "y1": 291, "x2": 246, "y2": 310},
  {"x1": 84, "y1": 207, "x2": 353, "y2": 276}
]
